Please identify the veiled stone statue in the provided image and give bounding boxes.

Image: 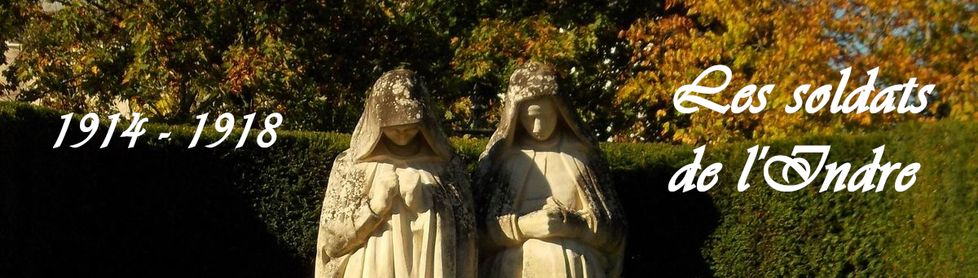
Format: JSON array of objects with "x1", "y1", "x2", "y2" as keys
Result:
[
  {"x1": 475, "y1": 62, "x2": 627, "y2": 278},
  {"x1": 315, "y1": 69, "x2": 477, "y2": 278}
]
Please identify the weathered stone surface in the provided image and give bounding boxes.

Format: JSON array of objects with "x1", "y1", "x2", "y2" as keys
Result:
[
  {"x1": 315, "y1": 69, "x2": 476, "y2": 278},
  {"x1": 475, "y1": 62, "x2": 627, "y2": 278}
]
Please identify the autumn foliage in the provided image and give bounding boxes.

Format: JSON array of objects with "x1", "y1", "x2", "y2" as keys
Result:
[
  {"x1": 2, "y1": 0, "x2": 975, "y2": 143},
  {"x1": 618, "y1": 0, "x2": 977, "y2": 143}
]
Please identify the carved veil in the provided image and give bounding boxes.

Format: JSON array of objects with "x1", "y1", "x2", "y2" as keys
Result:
[{"x1": 315, "y1": 69, "x2": 476, "y2": 278}]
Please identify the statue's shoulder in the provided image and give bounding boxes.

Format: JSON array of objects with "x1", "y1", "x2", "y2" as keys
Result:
[
  {"x1": 561, "y1": 133, "x2": 600, "y2": 158},
  {"x1": 499, "y1": 147, "x2": 526, "y2": 160},
  {"x1": 330, "y1": 149, "x2": 353, "y2": 165},
  {"x1": 327, "y1": 150, "x2": 376, "y2": 184}
]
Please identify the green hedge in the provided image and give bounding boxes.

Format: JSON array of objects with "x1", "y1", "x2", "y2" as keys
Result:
[{"x1": 1, "y1": 101, "x2": 975, "y2": 277}]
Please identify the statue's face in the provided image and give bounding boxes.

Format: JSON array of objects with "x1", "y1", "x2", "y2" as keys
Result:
[
  {"x1": 382, "y1": 123, "x2": 420, "y2": 146},
  {"x1": 519, "y1": 98, "x2": 558, "y2": 141}
]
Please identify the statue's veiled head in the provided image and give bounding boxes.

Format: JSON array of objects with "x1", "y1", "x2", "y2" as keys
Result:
[
  {"x1": 478, "y1": 62, "x2": 602, "y2": 161},
  {"x1": 508, "y1": 62, "x2": 562, "y2": 142},
  {"x1": 349, "y1": 69, "x2": 453, "y2": 162}
]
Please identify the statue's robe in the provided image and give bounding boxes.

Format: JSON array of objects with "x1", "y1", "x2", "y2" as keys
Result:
[
  {"x1": 328, "y1": 152, "x2": 454, "y2": 277},
  {"x1": 315, "y1": 69, "x2": 476, "y2": 278},
  {"x1": 481, "y1": 132, "x2": 623, "y2": 278}
]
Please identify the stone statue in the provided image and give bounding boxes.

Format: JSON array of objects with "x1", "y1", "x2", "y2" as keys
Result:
[
  {"x1": 475, "y1": 62, "x2": 627, "y2": 278},
  {"x1": 315, "y1": 69, "x2": 477, "y2": 278}
]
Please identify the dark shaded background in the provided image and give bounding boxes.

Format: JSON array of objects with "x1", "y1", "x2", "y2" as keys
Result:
[
  {"x1": 9, "y1": 102, "x2": 976, "y2": 277},
  {"x1": 1, "y1": 103, "x2": 719, "y2": 277}
]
